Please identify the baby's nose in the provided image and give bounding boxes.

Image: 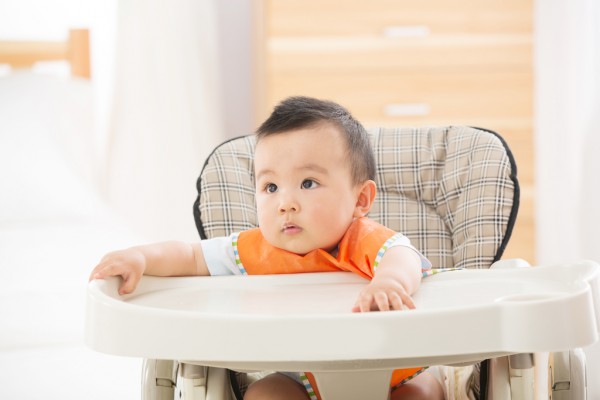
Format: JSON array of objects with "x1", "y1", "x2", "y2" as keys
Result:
[{"x1": 279, "y1": 199, "x2": 299, "y2": 214}]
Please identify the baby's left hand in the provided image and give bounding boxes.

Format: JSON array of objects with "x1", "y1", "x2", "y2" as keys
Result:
[{"x1": 352, "y1": 278, "x2": 415, "y2": 312}]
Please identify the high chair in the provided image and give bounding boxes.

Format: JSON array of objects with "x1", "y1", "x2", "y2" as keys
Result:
[{"x1": 85, "y1": 126, "x2": 600, "y2": 400}]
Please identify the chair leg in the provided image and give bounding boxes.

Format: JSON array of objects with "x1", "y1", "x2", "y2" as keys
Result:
[
  {"x1": 551, "y1": 349, "x2": 587, "y2": 400},
  {"x1": 177, "y1": 363, "x2": 208, "y2": 400},
  {"x1": 142, "y1": 359, "x2": 178, "y2": 400},
  {"x1": 205, "y1": 367, "x2": 234, "y2": 400},
  {"x1": 508, "y1": 354, "x2": 535, "y2": 400},
  {"x1": 487, "y1": 356, "x2": 512, "y2": 399}
]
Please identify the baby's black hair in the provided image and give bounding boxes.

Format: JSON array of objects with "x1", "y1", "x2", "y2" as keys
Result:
[{"x1": 256, "y1": 96, "x2": 375, "y2": 185}]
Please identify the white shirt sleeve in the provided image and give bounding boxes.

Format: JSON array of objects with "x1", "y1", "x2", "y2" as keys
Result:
[
  {"x1": 199, "y1": 234, "x2": 242, "y2": 276},
  {"x1": 386, "y1": 234, "x2": 432, "y2": 271}
]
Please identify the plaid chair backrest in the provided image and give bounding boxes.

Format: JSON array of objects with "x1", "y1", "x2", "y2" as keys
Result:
[{"x1": 194, "y1": 126, "x2": 519, "y2": 269}]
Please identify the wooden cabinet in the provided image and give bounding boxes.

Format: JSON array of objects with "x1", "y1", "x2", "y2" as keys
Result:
[{"x1": 256, "y1": 0, "x2": 535, "y2": 262}]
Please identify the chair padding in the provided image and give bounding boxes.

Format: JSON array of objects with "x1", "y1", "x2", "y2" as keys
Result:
[{"x1": 194, "y1": 126, "x2": 518, "y2": 270}]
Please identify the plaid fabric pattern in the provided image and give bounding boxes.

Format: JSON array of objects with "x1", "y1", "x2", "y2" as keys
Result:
[
  {"x1": 195, "y1": 135, "x2": 258, "y2": 239},
  {"x1": 195, "y1": 126, "x2": 517, "y2": 270},
  {"x1": 369, "y1": 126, "x2": 517, "y2": 269}
]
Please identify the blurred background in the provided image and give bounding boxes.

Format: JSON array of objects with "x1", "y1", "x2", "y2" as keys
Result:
[{"x1": 1, "y1": 0, "x2": 599, "y2": 398}]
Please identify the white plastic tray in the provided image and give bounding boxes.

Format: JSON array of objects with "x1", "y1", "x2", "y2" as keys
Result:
[
  {"x1": 86, "y1": 260, "x2": 600, "y2": 369},
  {"x1": 85, "y1": 261, "x2": 599, "y2": 398}
]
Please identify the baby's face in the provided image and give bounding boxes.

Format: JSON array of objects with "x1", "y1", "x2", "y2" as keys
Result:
[{"x1": 254, "y1": 124, "x2": 362, "y2": 255}]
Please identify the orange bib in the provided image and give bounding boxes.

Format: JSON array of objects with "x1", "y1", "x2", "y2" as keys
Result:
[
  {"x1": 237, "y1": 217, "x2": 395, "y2": 279},
  {"x1": 234, "y1": 218, "x2": 426, "y2": 397}
]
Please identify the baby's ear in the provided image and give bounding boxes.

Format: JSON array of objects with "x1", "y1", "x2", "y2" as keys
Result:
[{"x1": 354, "y1": 180, "x2": 377, "y2": 217}]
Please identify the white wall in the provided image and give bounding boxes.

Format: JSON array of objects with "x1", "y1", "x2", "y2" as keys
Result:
[{"x1": 0, "y1": 0, "x2": 95, "y2": 40}]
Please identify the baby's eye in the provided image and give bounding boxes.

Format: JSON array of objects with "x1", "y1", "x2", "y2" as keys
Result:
[
  {"x1": 265, "y1": 183, "x2": 278, "y2": 193},
  {"x1": 301, "y1": 179, "x2": 318, "y2": 189}
]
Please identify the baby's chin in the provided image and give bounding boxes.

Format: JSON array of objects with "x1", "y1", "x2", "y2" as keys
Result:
[
  {"x1": 274, "y1": 241, "x2": 338, "y2": 257},
  {"x1": 274, "y1": 243, "x2": 313, "y2": 256}
]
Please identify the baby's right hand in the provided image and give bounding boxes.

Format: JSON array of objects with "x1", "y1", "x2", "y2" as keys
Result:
[{"x1": 89, "y1": 248, "x2": 146, "y2": 295}]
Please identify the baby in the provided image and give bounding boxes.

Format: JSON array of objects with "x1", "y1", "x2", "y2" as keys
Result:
[{"x1": 90, "y1": 96, "x2": 444, "y2": 400}]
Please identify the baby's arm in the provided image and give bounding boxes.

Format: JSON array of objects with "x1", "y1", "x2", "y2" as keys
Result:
[
  {"x1": 352, "y1": 245, "x2": 422, "y2": 312},
  {"x1": 89, "y1": 241, "x2": 209, "y2": 295}
]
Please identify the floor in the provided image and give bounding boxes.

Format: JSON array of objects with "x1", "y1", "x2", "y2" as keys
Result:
[{"x1": 0, "y1": 344, "x2": 140, "y2": 399}]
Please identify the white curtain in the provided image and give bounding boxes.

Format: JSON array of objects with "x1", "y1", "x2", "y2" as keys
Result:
[
  {"x1": 535, "y1": 0, "x2": 600, "y2": 263},
  {"x1": 105, "y1": 0, "x2": 224, "y2": 242},
  {"x1": 535, "y1": 0, "x2": 600, "y2": 396}
]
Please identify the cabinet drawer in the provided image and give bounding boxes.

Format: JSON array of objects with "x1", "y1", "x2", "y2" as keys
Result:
[
  {"x1": 267, "y1": 70, "x2": 532, "y2": 122},
  {"x1": 269, "y1": 34, "x2": 532, "y2": 72},
  {"x1": 267, "y1": 0, "x2": 532, "y2": 37}
]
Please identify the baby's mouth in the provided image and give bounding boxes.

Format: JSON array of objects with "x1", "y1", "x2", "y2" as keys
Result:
[{"x1": 282, "y1": 222, "x2": 302, "y2": 234}]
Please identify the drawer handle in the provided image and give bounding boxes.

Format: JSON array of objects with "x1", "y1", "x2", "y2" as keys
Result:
[
  {"x1": 384, "y1": 103, "x2": 431, "y2": 117},
  {"x1": 383, "y1": 25, "x2": 430, "y2": 38}
]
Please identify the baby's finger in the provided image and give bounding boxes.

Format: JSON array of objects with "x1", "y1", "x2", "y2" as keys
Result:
[
  {"x1": 88, "y1": 266, "x2": 100, "y2": 281},
  {"x1": 92, "y1": 263, "x2": 127, "y2": 281},
  {"x1": 89, "y1": 264, "x2": 110, "y2": 281},
  {"x1": 118, "y1": 274, "x2": 138, "y2": 295},
  {"x1": 400, "y1": 293, "x2": 416, "y2": 310},
  {"x1": 90, "y1": 264, "x2": 112, "y2": 280},
  {"x1": 374, "y1": 292, "x2": 390, "y2": 311},
  {"x1": 354, "y1": 293, "x2": 374, "y2": 313},
  {"x1": 388, "y1": 292, "x2": 405, "y2": 311},
  {"x1": 89, "y1": 261, "x2": 112, "y2": 281}
]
